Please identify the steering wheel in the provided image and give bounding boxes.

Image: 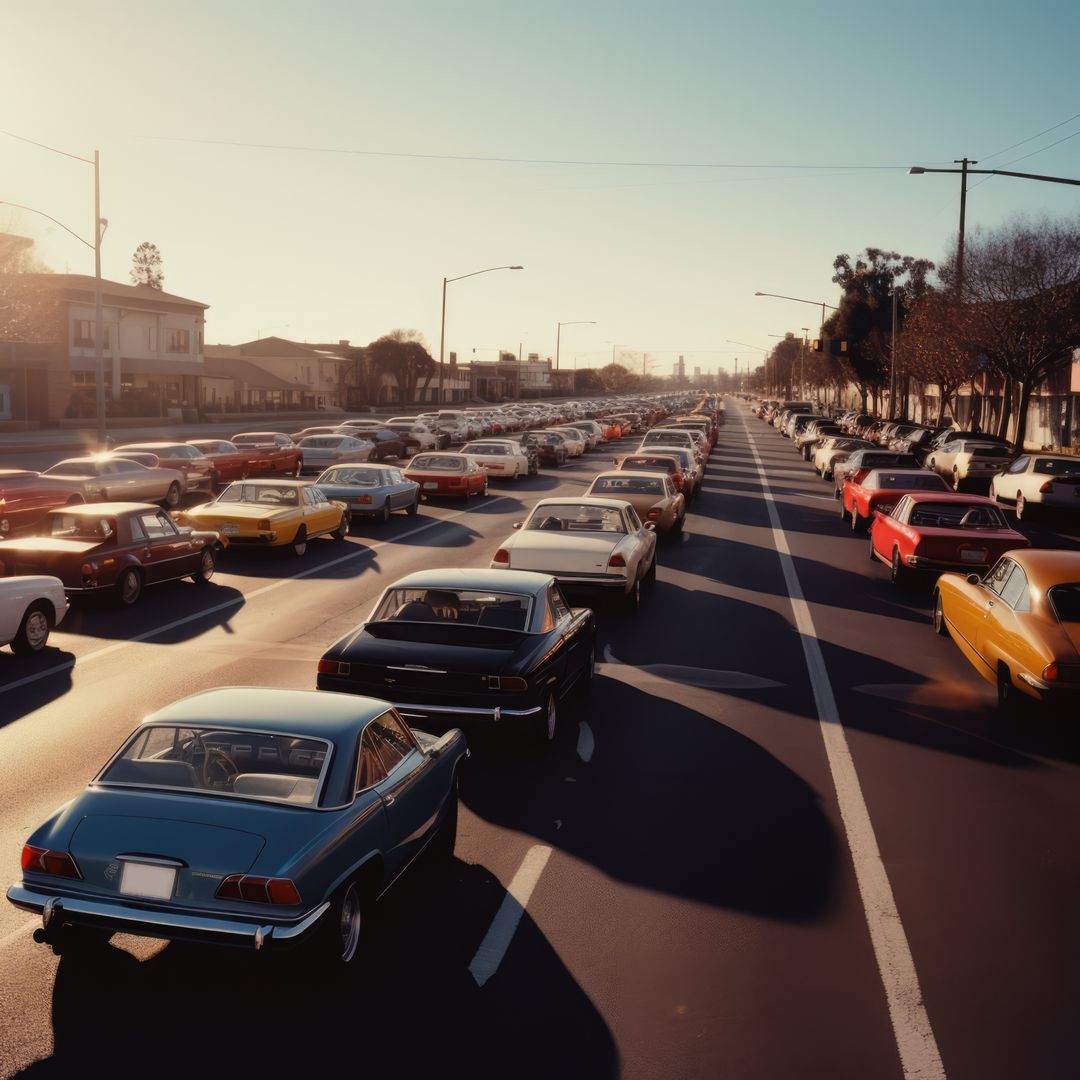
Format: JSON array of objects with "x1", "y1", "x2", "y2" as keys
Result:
[{"x1": 202, "y1": 745, "x2": 240, "y2": 787}]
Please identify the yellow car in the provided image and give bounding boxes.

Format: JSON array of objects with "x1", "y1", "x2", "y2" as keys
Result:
[
  {"x1": 933, "y1": 549, "x2": 1080, "y2": 711},
  {"x1": 174, "y1": 479, "x2": 349, "y2": 557}
]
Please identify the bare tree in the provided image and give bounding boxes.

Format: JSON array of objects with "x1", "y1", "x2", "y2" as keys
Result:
[
  {"x1": 130, "y1": 242, "x2": 164, "y2": 289},
  {"x1": 902, "y1": 290, "x2": 979, "y2": 423},
  {"x1": 957, "y1": 215, "x2": 1080, "y2": 449}
]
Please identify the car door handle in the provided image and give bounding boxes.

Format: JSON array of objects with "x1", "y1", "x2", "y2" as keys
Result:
[
  {"x1": 383, "y1": 794, "x2": 395, "y2": 806},
  {"x1": 987, "y1": 600, "x2": 994, "y2": 608}
]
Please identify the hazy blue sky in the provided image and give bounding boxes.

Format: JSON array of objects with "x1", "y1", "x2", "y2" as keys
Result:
[{"x1": 3, "y1": 0, "x2": 1078, "y2": 374}]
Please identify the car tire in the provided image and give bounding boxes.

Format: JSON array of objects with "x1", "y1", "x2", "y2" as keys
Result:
[
  {"x1": 431, "y1": 780, "x2": 459, "y2": 861},
  {"x1": 868, "y1": 532, "x2": 878, "y2": 563},
  {"x1": 315, "y1": 877, "x2": 369, "y2": 969},
  {"x1": 294, "y1": 460, "x2": 304, "y2": 478},
  {"x1": 952, "y1": 468, "x2": 962, "y2": 492},
  {"x1": 839, "y1": 498, "x2": 849, "y2": 522},
  {"x1": 406, "y1": 496, "x2": 419, "y2": 516},
  {"x1": 578, "y1": 642, "x2": 596, "y2": 698},
  {"x1": 291, "y1": 526, "x2": 308, "y2": 557},
  {"x1": 11, "y1": 602, "x2": 52, "y2": 655},
  {"x1": 850, "y1": 509, "x2": 864, "y2": 532},
  {"x1": 163, "y1": 482, "x2": 181, "y2": 509},
  {"x1": 1015, "y1": 492, "x2": 1026, "y2": 521},
  {"x1": 932, "y1": 591, "x2": 949, "y2": 637},
  {"x1": 116, "y1": 567, "x2": 143, "y2": 606},
  {"x1": 482, "y1": 478, "x2": 490, "y2": 497},
  {"x1": 890, "y1": 548, "x2": 910, "y2": 588},
  {"x1": 624, "y1": 575, "x2": 642, "y2": 613},
  {"x1": 645, "y1": 553, "x2": 657, "y2": 582},
  {"x1": 535, "y1": 693, "x2": 558, "y2": 745},
  {"x1": 996, "y1": 663, "x2": 1020, "y2": 716},
  {"x1": 192, "y1": 546, "x2": 215, "y2": 585},
  {"x1": 380, "y1": 502, "x2": 391, "y2": 525},
  {"x1": 331, "y1": 513, "x2": 350, "y2": 540}
]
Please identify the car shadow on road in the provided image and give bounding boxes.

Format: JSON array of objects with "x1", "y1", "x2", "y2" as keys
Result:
[
  {"x1": 20, "y1": 857, "x2": 617, "y2": 1080},
  {"x1": 0, "y1": 651, "x2": 73, "y2": 729}
]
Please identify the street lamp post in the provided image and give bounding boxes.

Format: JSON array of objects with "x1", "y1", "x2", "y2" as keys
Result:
[
  {"x1": 555, "y1": 321, "x2": 596, "y2": 371},
  {"x1": 438, "y1": 265, "x2": 523, "y2": 409},
  {"x1": 754, "y1": 291, "x2": 840, "y2": 337}
]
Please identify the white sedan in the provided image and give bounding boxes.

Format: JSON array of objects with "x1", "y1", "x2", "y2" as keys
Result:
[
  {"x1": 0, "y1": 576, "x2": 68, "y2": 654},
  {"x1": 491, "y1": 497, "x2": 657, "y2": 612},
  {"x1": 991, "y1": 453, "x2": 1080, "y2": 520},
  {"x1": 926, "y1": 438, "x2": 1014, "y2": 490},
  {"x1": 461, "y1": 440, "x2": 531, "y2": 480}
]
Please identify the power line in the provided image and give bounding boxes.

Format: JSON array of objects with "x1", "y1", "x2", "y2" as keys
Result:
[
  {"x1": 979, "y1": 110, "x2": 1080, "y2": 163},
  {"x1": 133, "y1": 134, "x2": 932, "y2": 171},
  {"x1": 0, "y1": 127, "x2": 93, "y2": 165},
  {"x1": 969, "y1": 125, "x2": 1080, "y2": 190}
]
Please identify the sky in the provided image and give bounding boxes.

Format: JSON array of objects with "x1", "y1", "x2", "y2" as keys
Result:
[{"x1": 2, "y1": 0, "x2": 1079, "y2": 375}]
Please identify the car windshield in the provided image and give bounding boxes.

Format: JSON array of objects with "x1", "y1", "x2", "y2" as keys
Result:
[
  {"x1": 318, "y1": 467, "x2": 386, "y2": 487},
  {"x1": 1034, "y1": 458, "x2": 1080, "y2": 476},
  {"x1": 621, "y1": 457, "x2": 676, "y2": 471},
  {"x1": 47, "y1": 514, "x2": 115, "y2": 540},
  {"x1": 909, "y1": 502, "x2": 1007, "y2": 528},
  {"x1": 217, "y1": 483, "x2": 299, "y2": 506},
  {"x1": 98, "y1": 725, "x2": 330, "y2": 807},
  {"x1": 371, "y1": 588, "x2": 532, "y2": 629},
  {"x1": 963, "y1": 443, "x2": 1012, "y2": 457},
  {"x1": 464, "y1": 444, "x2": 509, "y2": 456},
  {"x1": 232, "y1": 434, "x2": 273, "y2": 446},
  {"x1": 1048, "y1": 584, "x2": 1080, "y2": 622},
  {"x1": 43, "y1": 461, "x2": 96, "y2": 477},
  {"x1": 591, "y1": 476, "x2": 664, "y2": 496},
  {"x1": 412, "y1": 455, "x2": 464, "y2": 471},
  {"x1": 526, "y1": 503, "x2": 626, "y2": 533},
  {"x1": 300, "y1": 437, "x2": 345, "y2": 448}
]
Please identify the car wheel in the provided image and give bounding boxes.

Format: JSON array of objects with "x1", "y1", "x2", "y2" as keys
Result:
[
  {"x1": 163, "y1": 482, "x2": 181, "y2": 509},
  {"x1": 952, "y1": 468, "x2": 962, "y2": 492},
  {"x1": 316, "y1": 878, "x2": 367, "y2": 968},
  {"x1": 331, "y1": 513, "x2": 350, "y2": 540},
  {"x1": 1015, "y1": 492, "x2": 1026, "y2": 520},
  {"x1": 624, "y1": 575, "x2": 642, "y2": 613},
  {"x1": 839, "y1": 498, "x2": 849, "y2": 522},
  {"x1": 932, "y1": 591, "x2": 949, "y2": 637},
  {"x1": 482, "y1": 478, "x2": 490, "y2": 497},
  {"x1": 291, "y1": 526, "x2": 308, "y2": 557},
  {"x1": 868, "y1": 532, "x2": 878, "y2": 562},
  {"x1": 116, "y1": 567, "x2": 143, "y2": 606},
  {"x1": 578, "y1": 642, "x2": 596, "y2": 698},
  {"x1": 192, "y1": 546, "x2": 215, "y2": 585},
  {"x1": 850, "y1": 509, "x2": 864, "y2": 532},
  {"x1": 11, "y1": 602, "x2": 51, "y2": 655},
  {"x1": 890, "y1": 548, "x2": 910, "y2": 588},
  {"x1": 535, "y1": 693, "x2": 558, "y2": 745},
  {"x1": 645, "y1": 553, "x2": 657, "y2": 582},
  {"x1": 431, "y1": 780, "x2": 459, "y2": 861},
  {"x1": 294, "y1": 460, "x2": 304, "y2": 478},
  {"x1": 996, "y1": 663, "x2": 1020, "y2": 715},
  {"x1": 406, "y1": 496, "x2": 419, "y2": 516}
]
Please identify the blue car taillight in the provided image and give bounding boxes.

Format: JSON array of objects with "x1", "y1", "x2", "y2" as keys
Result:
[{"x1": 216, "y1": 875, "x2": 301, "y2": 905}]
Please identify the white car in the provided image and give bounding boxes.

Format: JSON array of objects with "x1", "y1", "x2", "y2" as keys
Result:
[
  {"x1": 491, "y1": 496, "x2": 658, "y2": 612},
  {"x1": 296, "y1": 435, "x2": 374, "y2": 472},
  {"x1": 0, "y1": 575, "x2": 68, "y2": 654},
  {"x1": 927, "y1": 438, "x2": 1014, "y2": 490},
  {"x1": 991, "y1": 453, "x2": 1080, "y2": 520},
  {"x1": 813, "y1": 437, "x2": 873, "y2": 479},
  {"x1": 639, "y1": 429, "x2": 701, "y2": 461},
  {"x1": 461, "y1": 440, "x2": 531, "y2": 480},
  {"x1": 386, "y1": 419, "x2": 439, "y2": 450},
  {"x1": 539, "y1": 428, "x2": 584, "y2": 457}
]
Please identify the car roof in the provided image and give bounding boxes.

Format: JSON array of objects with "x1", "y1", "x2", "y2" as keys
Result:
[
  {"x1": 118, "y1": 442, "x2": 182, "y2": 450},
  {"x1": 904, "y1": 492, "x2": 999, "y2": 504},
  {"x1": 387, "y1": 568, "x2": 554, "y2": 594},
  {"x1": 144, "y1": 687, "x2": 390, "y2": 740},
  {"x1": 1004, "y1": 549, "x2": 1080, "y2": 590},
  {"x1": 593, "y1": 470, "x2": 666, "y2": 482},
  {"x1": 46, "y1": 501, "x2": 159, "y2": 516},
  {"x1": 228, "y1": 477, "x2": 307, "y2": 487},
  {"x1": 534, "y1": 495, "x2": 634, "y2": 510}
]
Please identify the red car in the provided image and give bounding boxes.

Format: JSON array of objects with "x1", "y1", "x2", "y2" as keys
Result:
[
  {"x1": 230, "y1": 432, "x2": 304, "y2": 477},
  {"x1": 404, "y1": 453, "x2": 488, "y2": 500},
  {"x1": 187, "y1": 439, "x2": 258, "y2": 486},
  {"x1": 0, "y1": 469, "x2": 86, "y2": 538},
  {"x1": 868, "y1": 492, "x2": 1029, "y2": 587},
  {"x1": 0, "y1": 503, "x2": 223, "y2": 606},
  {"x1": 841, "y1": 468, "x2": 950, "y2": 531},
  {"x1": 113, "y1": 442, "x2": 214, "y2": 495}
]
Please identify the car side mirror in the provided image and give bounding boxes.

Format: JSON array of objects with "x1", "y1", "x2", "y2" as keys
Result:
[
  {"x1": 966, "y1": 573, "x2": 981, "y2": 585},
  {"x1": 426, "y1": 730, "x2": 458, "y2": 758},
  {"x1": 643, "y1": 521, "x2": 656, "y2": 531},
  {"x1": 512, "y1": 522, "x2": 522, "y2": 529}
]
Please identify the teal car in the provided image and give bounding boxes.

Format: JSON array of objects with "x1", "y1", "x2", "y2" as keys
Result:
[
  {"x1": 8, "y1": 687, "x2": 466, "y2": 967},
  {"x1": 315, "y1": 463, "x2": 420, "y2": 524}
]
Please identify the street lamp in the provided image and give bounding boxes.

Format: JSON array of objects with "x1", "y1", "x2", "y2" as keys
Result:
[
  {"x1": 438, "y1": 265, "x2": 523, "y2": 407},
  {"x1": 555, "y1": 321, "x2": 596, "y2": 371},
  {"x1": 0, "y1": 138, "x2": 106, "y2": 446},
  {"x1": 754, "y1": 291, "x2": 840, "y2": 335},
  {"x1": 907, "y1": 162, "x2": 1080, "y2": 298}
]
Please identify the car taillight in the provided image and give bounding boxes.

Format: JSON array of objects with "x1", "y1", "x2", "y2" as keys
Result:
[
  {"x1": 354, "y1": 495, "x2": 373, "y2": 503},
  {"x1": 21, "y1": 844, "x2": 81, "y2": 879},
  {"x1": 647, "y1": 509, "x2": 662, "y2": 519},
  {"x1": 216, "y1": 875, "x2": 301, "y2": 905},
  {"x1": 608, "y1": 553, "x2": 627, "y2": 567},
  {"x1": 317, "y1": 659, "x2": 350, "y2": 676},
  {"x1": 1042, "y1": 664, "x2": 1080, "y2": 684},
  {"x1": 672, "y1": 474, "x2": 685, "y2": 489},
  {"x1": 493, "y1": 549, "x2": 510, "y2": 564},
  {"x1": 1039, "y1": 481, "x2": 1054, "y2": 493},
  {"x1": 257, "y1": 519, "x2": 272, "y2": 530},
  {"x1": 485, "y1": 675, "x2": 528, "y2": 691}
]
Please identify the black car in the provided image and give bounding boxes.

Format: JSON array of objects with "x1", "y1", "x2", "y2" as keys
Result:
[
  {"x1": 522, "y1": 432, "x2": 568, "y2": 468},
  {"x1": 316, "y1": 569, "x2": 595, "y2": 745}
]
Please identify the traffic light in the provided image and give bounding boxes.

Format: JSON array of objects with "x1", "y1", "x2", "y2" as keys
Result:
[{"x1": 812, "y1": 339, "x2": 823, "y2": 353}]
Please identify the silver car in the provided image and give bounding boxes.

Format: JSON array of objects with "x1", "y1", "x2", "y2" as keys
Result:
[
  {"x1": 40, "y1": 456, "x2": 187, "y2": 508},
  {"x1": 296, "y1": 435, "x2": 375, "y2": 473}
]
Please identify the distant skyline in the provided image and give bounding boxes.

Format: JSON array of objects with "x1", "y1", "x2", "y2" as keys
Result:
[{"x1": 3, "y1": 0, "x2": 1079, "y2": 373}]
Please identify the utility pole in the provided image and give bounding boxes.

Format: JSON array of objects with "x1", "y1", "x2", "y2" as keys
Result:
[
  {"x1": 955, "y1": 158, "x2": 974, "y2": 299},
  {"x1": 94, "y1": 150, "x2": 105, "y2": 448},
  {"x1": 889, "y1": 288, "x2": 898, "y2": 419}
]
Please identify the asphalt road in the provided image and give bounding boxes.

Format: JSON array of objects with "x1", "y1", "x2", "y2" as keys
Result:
[{"x1": 1, "y1": 410, "x2": 1078, "y2": 1080}]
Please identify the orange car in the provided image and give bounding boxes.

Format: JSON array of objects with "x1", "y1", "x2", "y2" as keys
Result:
[
  {"x1": 933, "y1": 549, "x2": 1080, "y2": 712},
  {"x1": 585, "y1": 471, "x2": 685, "y2": 534}
]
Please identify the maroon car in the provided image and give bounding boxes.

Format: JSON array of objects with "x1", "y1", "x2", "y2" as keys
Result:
[
  {"x1": 0, "y1": 503, "x2": 223, "y2": 606},
  {"x1": 187, "y1": 439, "x2": 257, "y2": 486},
  {"x1": 114, "y1": 442, "x2": 214, "y2": 495},
  {"x1": 231, "y1": 432, "x2": 304, "y2": 477},
  {"x1": 0, "y1": 469, "x2": 86, "y2": 538}
]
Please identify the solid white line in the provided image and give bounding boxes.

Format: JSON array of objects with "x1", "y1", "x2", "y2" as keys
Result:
[
  {"x1": 468, "y1": 844, "x2": 553, "y2": 987},
  {"x1": 744, "y1": 418, "x2": 946, "y2": 1080},
  {"x1": 0, "y1": 500, "x2": 509, "y2": 697},
  {"x1": 576, "y1": 720, "x2": 595, "y2": 762}
]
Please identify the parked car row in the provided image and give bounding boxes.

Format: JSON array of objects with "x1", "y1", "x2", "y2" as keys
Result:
[{"x1": 751, "y1": 398, "x2": 1080, "y2": 716}]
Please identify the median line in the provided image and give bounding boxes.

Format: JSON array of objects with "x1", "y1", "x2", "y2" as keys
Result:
[{"x1": 469, "y1": 844, "x2": 553, "y2": 987}]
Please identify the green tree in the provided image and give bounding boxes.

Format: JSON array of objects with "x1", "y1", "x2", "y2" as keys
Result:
[
  {"x1": 130, "y1": 242, "x2": 164, "y2": 290},
  {"x1": 365, "y1": 329, "x2": 437, "y2": 405},
  {"x1": 0, "y1": 234, "x2": 59, "y2": 342}
]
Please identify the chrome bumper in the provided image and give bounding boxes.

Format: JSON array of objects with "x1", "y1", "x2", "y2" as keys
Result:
[
  {"x1": 7, "y1": 883, "x2": 329, "y2": 950},
  {"x1": 908, "y1": 556, "x2": 990, "y2": 572},
  {"x1": 394, "y1": 702, "x2": 542, "y2": 723}
]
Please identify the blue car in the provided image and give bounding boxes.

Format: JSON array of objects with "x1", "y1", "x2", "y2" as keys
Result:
[
  {"x1": 7, "y1": 687, "x2": 466, "y2": 967},
  {"x1": 314, "y1": 463, "x2": 421, "y2": 524}
]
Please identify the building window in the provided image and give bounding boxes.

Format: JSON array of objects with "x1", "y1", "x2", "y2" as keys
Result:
[
  {"x1": 73, "y1": 320, "x2": 111, "y2": 348},
  {"x1": 167, "y1": 329, "x2": 190, "y2": 354}
]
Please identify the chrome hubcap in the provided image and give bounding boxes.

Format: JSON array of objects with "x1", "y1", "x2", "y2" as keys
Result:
[
  {"x1": 339, "y1": 884, "x2": 361, "y2": 961},
  {"x1": 546, "y1": 698, "x2": 557, "y2": 740},
  {"x1": 201, "y1": 551, "x2": 214, "y2": 579},
  {"x1": 122, "y1": 573, "x2": 139, "y2": 602},
  {"x1": 25, "y1": 611, "x2": 49, "y2": 650}
]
